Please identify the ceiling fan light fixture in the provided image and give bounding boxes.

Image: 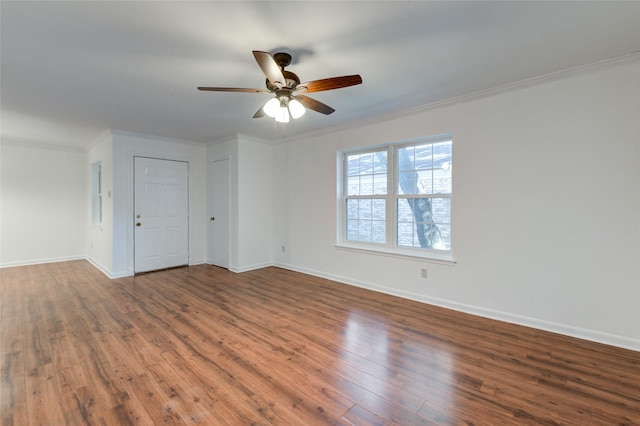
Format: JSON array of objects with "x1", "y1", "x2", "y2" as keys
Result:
[
  {"x1": 275, "y1": 103, "x2": 290, "y2": 123},
  {"x1": 288, "y1": 98, "x2": 306, "y2": 119},
  {"x1": 263, "y1": 97, "x2": 280, "y2": 118}
]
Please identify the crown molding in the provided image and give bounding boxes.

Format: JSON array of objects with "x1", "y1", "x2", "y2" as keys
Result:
[
  {"x1": 206, "y1": 134, "x2": 239, "y2": 147},
  {"x1": 110, "y1": 129, "x2": 204, "y2": 148},
  {"x1": 84, "y1": 129, "x2": 113, "y2": 151},
  {"x1": 0, "y1": 137, "x2": 86, "y2": 153},
  {"x1": 287, "y1": 52, "x2": 640, "y2": 144}
]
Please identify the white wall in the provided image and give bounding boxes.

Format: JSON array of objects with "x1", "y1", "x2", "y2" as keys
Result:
[
  {"x1": 0, "y1": 142, "x2": 86, "y2": 266},
  {"x1": 236, "y1": 135, "x2": 274, "y2": 271},
  {"x1": 273, "y1": 58, "x2": 640, "y2": 350},
  {"x1": 207, "y1": 134, "x2": 274, "y2": 272},
  {"x1": 112, "y1": 130, "x2": 208, "y2": 277}
]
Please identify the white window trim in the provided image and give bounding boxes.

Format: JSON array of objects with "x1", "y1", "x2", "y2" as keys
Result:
[
  {"x1": 91, "y1": 161, "x2": 103, "y2": 229},
  {"x1": 335, "y1": 242, "x2": 456, "y2": 265},
  {"x1": 337, "y1": 134, "x2": 455, "y2": 264}
]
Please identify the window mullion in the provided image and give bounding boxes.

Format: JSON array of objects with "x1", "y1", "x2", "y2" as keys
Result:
[{"x1": 388, "y1": 146, "x2": 395, "y2": 249}]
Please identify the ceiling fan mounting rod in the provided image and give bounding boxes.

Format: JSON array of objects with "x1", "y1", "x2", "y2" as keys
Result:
[{"x1": 273, "y1": 52, "x2": 292, "y2": 69}]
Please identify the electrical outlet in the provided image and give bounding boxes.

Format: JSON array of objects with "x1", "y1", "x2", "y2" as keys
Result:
[{"x1": 421, "y1": 268, "x2": 428, "y2": 278}]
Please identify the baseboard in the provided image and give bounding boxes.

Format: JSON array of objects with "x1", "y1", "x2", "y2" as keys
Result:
[
  {"x1": 0, "y1": 255, "x2": 85, "y2": 269},
  {"x1": 94, "y1": 259, "x2": 208, "y2": 279},
  {"x1": 274, "y1": 262, "x2": 640, "y2": 352},
  {"x1": 85, "y1": 257, "x2": 116, "y2": 278},
  {"x1": 229, "y1": 260, "x2": 274, "y2": 273},
  {"x1": 110, "y1": 270, "x2": 132, "y2": 279}
]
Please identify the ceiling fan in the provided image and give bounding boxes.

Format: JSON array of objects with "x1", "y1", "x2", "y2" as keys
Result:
[{"x1": 198, "y1": 51, "x2": 363, "y2": 123}]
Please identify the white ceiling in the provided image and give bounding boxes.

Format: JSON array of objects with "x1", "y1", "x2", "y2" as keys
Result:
[{"x1": 1, "y1": 1, "x2": 639, "y2": 149}]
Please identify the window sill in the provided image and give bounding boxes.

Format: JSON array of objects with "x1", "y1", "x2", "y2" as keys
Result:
[{"x1": 335, "y1": 243, "x2": 456, "y2": 265}]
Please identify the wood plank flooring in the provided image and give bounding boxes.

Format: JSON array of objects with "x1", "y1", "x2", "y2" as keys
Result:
[{"x1": 1, "y1": 260, "x2": 639, "y2": 425}]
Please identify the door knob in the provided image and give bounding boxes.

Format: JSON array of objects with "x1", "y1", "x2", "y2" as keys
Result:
[{"x1": 136, "y1": 222, "x2": 141, "y2": 227}]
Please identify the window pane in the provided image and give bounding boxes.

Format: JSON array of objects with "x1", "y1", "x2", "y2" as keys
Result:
[
  {"x1": 397, "y1": 140, "x2": 451, "y2": 196},
  {"x1": 373, "y1": 151, "x2": 388, "y2": 174},
  {"x1": 358, "y1": 199, "x2": 372, "y2": 219},
  {"x1": 346, "y1": 151, "x2": 387, "y2": 196},
  {"x1": 398, "y1": 146, "x2": 414, "y2": 171},
  {"x1": 371, "y1": 199, "x2": 386, "y2": 220},
  {"x1": 431, "y1": 198, "x2": 451, "y2": 224},
  {"x1": 397, "y1": 198, "x2": 413, "y2": 221},
  {"x1": 373, "y1": 172, "x2": 387, "y2": 194},
  {"x1": 438, "y1": 225, "x2": 451, "y2": 251},
  {"x1": 347, "y1": 176, "x2": 360, "y2": 196},
  {"x1": 346, "y1": 199, "x2": 358, "y2": 219},
  {"x1": 433, "y1": 167, "x2": 452, "y2": 194},
  {"x1": 360, "y1": 174, "x2": 374, "y2": 195},
  {"x1": 97, "y1": 164, "x2": 102, "y2": 194},
  {"x1": 433, "y1": 141, "x2": 452, "y2": 170},
  {"x1": 372, "y1": 220, "x2": 385, "y2": 243},
  {"x1": 358, "y1": 220, "x2": 372, "y2": 241},
  {"x1": 347, "y1": 154, "x2": 361, "y2": 176},
  {"x1": 346, "y1": 219, "x2": 359, "y2": 240},
  {"x1": 91, "y1": 161, "x2": 102, "y2": 225},
  {"x1": 414, "y1": 144, "x2": 433, "y2": 170},
  {"x1": 345, "y1": 197, "x2": 386, "y2": 244},
  {"x1": 396, "y1": 198, "x2": 450, "y2": 250},
  {"x1": 397, "y1": 222, "x2": 416, "y2": 247},
  {"x1": 417, "y1": 170, "x2": 433, "y2": 194},
  {"x1": 398, "y1": 171, "x2": 419, "y2": 195}
]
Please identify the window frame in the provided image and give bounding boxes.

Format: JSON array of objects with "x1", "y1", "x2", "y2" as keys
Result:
[
  {"x1": 91, "y1": 161, "x2": 103, "y2": 228},
  {"x1": 337, "y1": 134, "x2": 455, "y2": 264}
]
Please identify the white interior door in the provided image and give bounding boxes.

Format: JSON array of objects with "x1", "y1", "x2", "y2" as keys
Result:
[
  {"x1": 209, "y1": 158, "x2": 230, "y2": 268},
  {"x1": 134, "y1": 157, "x2": 189, "y2": 273}
]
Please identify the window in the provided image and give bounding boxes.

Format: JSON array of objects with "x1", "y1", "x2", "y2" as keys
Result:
[
  {"x1": 91, "y1": 161, "x2": 102, "y2": 226},
  {"x1": 339, "y1": 135, "x2": 453, "y2": 260}
]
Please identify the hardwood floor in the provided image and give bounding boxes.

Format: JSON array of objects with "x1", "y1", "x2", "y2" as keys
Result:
[{"x1": 1, "y1": 261, "x2": 639, "y2": 425}]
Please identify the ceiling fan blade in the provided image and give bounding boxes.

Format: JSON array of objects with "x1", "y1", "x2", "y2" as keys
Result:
[
  {"x1": 197, "y1": 87, "x2": 269, "y2": 93},
  {"x1": 252, "y1": 51, "x2": 286, "y2": 88},
  {"x1": 297, "y1": 74, "x2": 362, "y2": 93},
  {"x1": 296, "y1": 95, "x2": 335, "y2": 115},
  {"x1": 253, "y1": 105, "x2": 266, "y2": 118}
]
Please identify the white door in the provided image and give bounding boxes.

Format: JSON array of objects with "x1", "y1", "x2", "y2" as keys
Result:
[
  {"x1": 134, "y1": 157, "x2": 189, "y2": 273},
  {"x1": 209, "y1": 158, "x2": 230, "y2": 268}
]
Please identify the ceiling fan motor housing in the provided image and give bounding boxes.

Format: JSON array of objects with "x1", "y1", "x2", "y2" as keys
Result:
[
  {"x1": 266, "y1": 71, "x2": 300, "y2": 91},
  {"x1": 273, "y1": 52, "x2": 292, "y2": 68}
]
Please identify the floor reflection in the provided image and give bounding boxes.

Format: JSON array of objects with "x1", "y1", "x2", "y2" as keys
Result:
[
  {"x1": 339, "y1": 310, "x2": 392, "y2": 408},
  {"x1": 338, "y1": 309, "x2": 456, "y2": 422},
  {"x1": 342, "y1": 310, "x2": 389, "y2": 358}
]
